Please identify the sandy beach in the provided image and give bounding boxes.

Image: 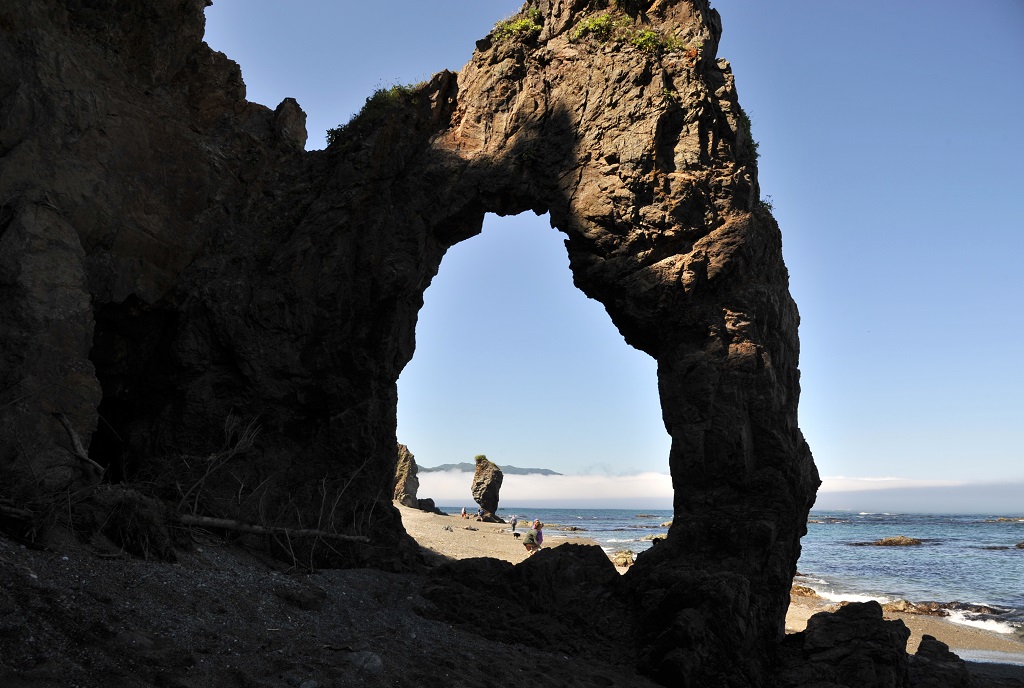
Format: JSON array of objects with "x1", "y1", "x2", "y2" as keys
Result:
[
  {"x1": 397, "y1": 503, "x2": 1024, "y2": 672},
  {"x1": 398, "y1": 502, "x2": 605, "y2": 565}
]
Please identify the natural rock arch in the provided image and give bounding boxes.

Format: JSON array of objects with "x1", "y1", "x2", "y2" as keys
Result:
[{"x1": 0, "y1": 0, "x2": 818, "y2": 684}]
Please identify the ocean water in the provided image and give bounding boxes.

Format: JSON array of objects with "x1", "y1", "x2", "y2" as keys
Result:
[
  {"x1": 446, "y1": 507, "x2": 1024, "y2": 639},
  {"x1": 798, "y1": 511, "x2": 1024, "y2": 639}
]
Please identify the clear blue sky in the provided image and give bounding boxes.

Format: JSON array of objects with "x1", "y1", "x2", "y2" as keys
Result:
[{"x1": 204, "y1": 1, "x2": 1024, "y2": 509}]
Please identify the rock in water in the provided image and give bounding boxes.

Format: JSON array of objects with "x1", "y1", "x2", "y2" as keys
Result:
[
  {"x1": 873, "y1": 535, "x2": 923, "y2": 547},
  {"x1": 470, "y1": 455, "x2": 503, "y2": 517},
  {"x1": 392, "y1": 444, "x2": 419, "y2": 508}
]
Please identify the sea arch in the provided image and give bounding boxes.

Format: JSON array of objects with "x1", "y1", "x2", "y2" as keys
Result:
[
  {"x1": 396, "y1": 210, "x2": 671, "y2": 488},
  {"x1": 0, "y1": 0, "x2": 818, "y2": 685}
]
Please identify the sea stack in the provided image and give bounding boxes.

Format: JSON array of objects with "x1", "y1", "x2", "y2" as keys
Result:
[
  {"x1": 392, "y1": 443, "x2": 419, "y2": 508},
  {"x1": 470, "y1": 455, "x2": 503, "y2": 520}
]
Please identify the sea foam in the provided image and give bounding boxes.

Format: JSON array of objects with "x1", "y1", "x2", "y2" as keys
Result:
[
  {"x1": 945, "y1": 610, "x2": 1020, "y2": 635},
  {"x1": 812, "y1": 588, "x2": 891, "y2": 605}
]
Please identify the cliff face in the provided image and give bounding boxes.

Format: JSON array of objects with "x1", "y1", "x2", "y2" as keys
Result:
[{"x1": 0, "y1": 0, "x2": 818, "y2": 684}]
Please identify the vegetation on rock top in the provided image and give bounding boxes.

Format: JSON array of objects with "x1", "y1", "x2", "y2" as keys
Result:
[
  {"x1": 569, "y1": 8, "x2": 695, "y2": 58},
  {"x1": 326, "y1": 81, "x2": 424, "y2": 146}
]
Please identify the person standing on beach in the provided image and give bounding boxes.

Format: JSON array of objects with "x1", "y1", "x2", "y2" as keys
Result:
[
  {"x1": 510, "y1": 515, "x2": 518, "y2": 532},
  {"x1": 461, "y1": 507, "x2": 467, "y2": 519},
  {"x1": 532, "y1": 519, "x2": 543, "y2": 548}
]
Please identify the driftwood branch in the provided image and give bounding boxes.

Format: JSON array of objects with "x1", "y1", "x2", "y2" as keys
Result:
[
  {"x1": 51, "y1": 412, "x2": 105, "y2": 481},
  {"x1": 176, "y1": 514, "x2": 370, "y2": 543},
  {"x1": 0, "y1": 499, "x2": 33, "y2": 521}
]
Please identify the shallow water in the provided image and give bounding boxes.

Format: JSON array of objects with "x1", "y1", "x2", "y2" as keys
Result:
[{"x1": 798, "y1": 511, "x2": 1024, "y2": 636}]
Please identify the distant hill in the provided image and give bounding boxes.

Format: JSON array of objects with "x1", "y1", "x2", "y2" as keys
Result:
[{"x1": 419, "y1": 463, "x2": 562, "y2": 476}]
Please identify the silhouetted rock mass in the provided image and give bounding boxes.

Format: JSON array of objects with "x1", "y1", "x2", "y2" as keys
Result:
[
  {"x1": 776, "y1": 601, "x2": 911, "y2": 688},
  {"x1": 471, "y1": 455, "x2": 504, "y2": 518},
  {"x1": 393, "y1": 444, "x2": 420, "y2": 508},
  {"x1": 0, "y1": 0, "x2": 839, "y2": 685}
]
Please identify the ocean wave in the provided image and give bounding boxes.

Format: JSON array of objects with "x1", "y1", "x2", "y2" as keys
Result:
[
  {"x1": 945, "y1": 610, "x2": 1020, "y2": 635},
  {"x1": 794, "y1": 576, "x2": 829, "y2": 585},
  {"x1": 811, "y1": 588, "x2": 891, "y2": 604}
]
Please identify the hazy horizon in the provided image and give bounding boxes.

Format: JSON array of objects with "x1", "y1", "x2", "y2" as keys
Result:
[{"x1": 418, "y1": 470, "x2": 1024, "y2": 515}]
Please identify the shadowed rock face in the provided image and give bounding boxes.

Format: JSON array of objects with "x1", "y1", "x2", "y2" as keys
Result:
[{"x1": 0, "y1": 0, "x2": 818, "y2": 684}]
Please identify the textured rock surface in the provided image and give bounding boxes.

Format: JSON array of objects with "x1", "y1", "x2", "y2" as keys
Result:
[
  {"x1": 776, "y1": 602, "x2": 911, "y2": 688},
  {"x1": 0, "y1": 0, "x2": 818, "y2": 684},
  {"x1": 908, "y1": 635, "x2": 972, "y2": 688},
  {"x1": 471, "y1": 455, "x2": 504, "y2": 516},
  {"x1": 393, "y1": 443, "x2": 420, "y2": 508}
]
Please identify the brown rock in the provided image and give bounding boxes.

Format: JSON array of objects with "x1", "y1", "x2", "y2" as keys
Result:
[
  {"x1": 470, "y1": 455, "x2": 503, "y2": 517},
  {"x1": 611, "y1": 550, "x2": 636, "y2": 568},
  {"x1": 392, "y1": 444, "x2": 420, "y2": 508},
  {"x1": 791, "y1": 584, "x2": 819, "y2": 598},
  {"x1": 874, "y1": 536, "x2": 923, "y2": 547}
]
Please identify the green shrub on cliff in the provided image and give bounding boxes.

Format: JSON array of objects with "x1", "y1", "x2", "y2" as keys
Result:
[
  {"x1": 629, "y1": 28, "x2": 687, "y2": 56},
  {"x1": 494, "y1": 8, "x2": 544, "y2": 42},
  {"x1": 570, "y1": 12, "x2": 686, "y2": 58},
  {"x1": 736, "y1": 107, "x2": 760, "y2": 161},
  {"x1": 571, "y1": 13, "x2": 616, "y2": 42},
  {"x1": 630, "y1": 29, "x2": 662, "y2": 54}
]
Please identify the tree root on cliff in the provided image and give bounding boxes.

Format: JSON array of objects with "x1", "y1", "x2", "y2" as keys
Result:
[{"x1": 51, "y1": 411, "x2": 105, "y2": 486}]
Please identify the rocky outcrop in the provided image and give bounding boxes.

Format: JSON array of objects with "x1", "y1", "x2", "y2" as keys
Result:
[
  {"x1": 423, "y1": 544, "x2": 634, "y2": 664},
  {"x1": 908, "y1": 635, "x2": 972, "y2": 688},
  {"x1": 471, "y1": 455, "x2": 504, "y2": 518},
  {"x1": 0, "y1": 0, "x2": 819, "y2": 684},
  {"x1": 393, "y1": 444, "x2": 420, "y2": 508},
  {"x1": 776, "y1": 602, "x2": 911, "y2": 688}
]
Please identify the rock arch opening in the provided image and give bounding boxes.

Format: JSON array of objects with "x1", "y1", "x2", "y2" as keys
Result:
[{"x1": 397, "y1": 211, "x2": 670, "y2": 500}]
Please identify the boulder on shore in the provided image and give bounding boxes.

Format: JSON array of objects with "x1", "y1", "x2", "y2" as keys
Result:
[
  {"x1": 416, "y1": 498, "x2": 445, "y2": 516},
  {"x1": 611, "y1": 550, "x2": 635, "y2": 568}
]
